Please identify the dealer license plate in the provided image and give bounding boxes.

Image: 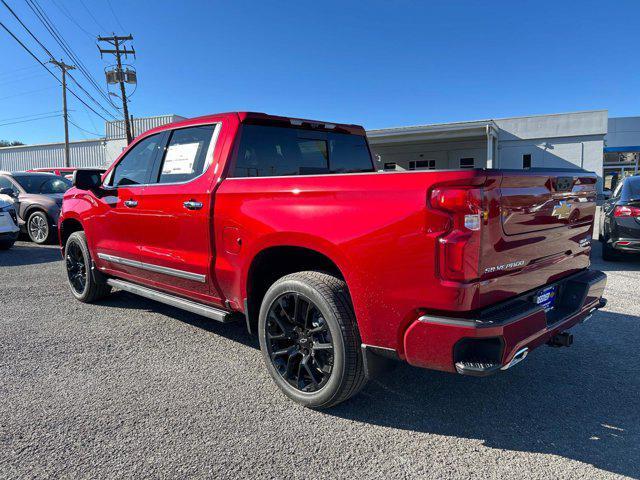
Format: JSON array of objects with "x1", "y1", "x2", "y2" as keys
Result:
[{"x1": 535, "y1": 285, "x2": 558, "y2": 312}]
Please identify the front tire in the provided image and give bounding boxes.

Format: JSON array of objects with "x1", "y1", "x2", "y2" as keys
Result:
[
  {"x1": 27, "y1": 211, "x2": 52, "y2": 244},
  {"x1": 65, "y1": 231, "x2": 111, "y2": 303},
  {"x1": 258, "y1": 271, "x2": 366, "y2": 408}
]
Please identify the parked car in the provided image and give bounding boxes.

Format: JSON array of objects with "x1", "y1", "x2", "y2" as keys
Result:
[
  {"x1": 0, "y1": 172, "x2": 72, "y2": 244},
  {"x1": 0, "y1": 192, "x2": 19, "y2": 250},
  {"x1": 600, "y1": 175, "x2": 640, "y2": 260},
  {"x1": 28, "y1": 167, "x2": 77, "y2": 180},
  {"x1": 59, "y1": 112, "x2": 607, "y2": 408}
]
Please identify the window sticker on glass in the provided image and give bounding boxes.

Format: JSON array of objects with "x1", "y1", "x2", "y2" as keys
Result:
[{"x1": 162, "y1": 142, "x2": 201, "y2": 175}]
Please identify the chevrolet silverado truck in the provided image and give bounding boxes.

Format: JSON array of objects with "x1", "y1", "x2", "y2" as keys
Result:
[{"x1": 59, "y1": 112, "x2": 607, "y2": 408}]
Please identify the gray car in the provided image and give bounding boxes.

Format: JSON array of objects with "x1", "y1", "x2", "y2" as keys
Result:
[{"x1": 0, "y1": 172, "x2": 72, "y2": 244}]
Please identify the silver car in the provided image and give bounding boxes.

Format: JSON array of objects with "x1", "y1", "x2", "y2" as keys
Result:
[
  {"x1": 0, "y1": 193, "x2": 19, "y2": 250},
  {"x1": 0, "y1": 172, "x2": 72, "y2": 244}
]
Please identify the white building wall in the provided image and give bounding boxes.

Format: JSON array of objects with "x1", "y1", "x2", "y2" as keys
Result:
[
  {"x1": 371, "y1": 139, "x2": 487, "y2": 170},
  {"x1": 0, "y1": 139, "x2": 106, "y2": 171},
  {"x1": 0, "y1": 114, "x2": 184, "y2": 171},
  {"x1": 498, "y1": 135, "x2": 604, "y2": 171},
  {"x1": 104, "y1": 138, "x2": 128, "y2": 167},
  {"x1": 494, "y1": 111, "x2": 607, "y2": 190},
  {"x1": 105, "y1": 115, "x2": 186, "y2": 140},
  {"x1": 606, "y1": 117, "x2": 640, "y2": 148},
  {"x1": 495, "y1": 111, "x2": 608, "y2": 141}
]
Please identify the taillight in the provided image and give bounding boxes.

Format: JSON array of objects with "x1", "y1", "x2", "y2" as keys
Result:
[
  {"x1": 430, "y1": 186, "x2": 484, "y2": 281},
  {"x1": 614, "y1": 205, "x2": 640, "y2": 217}
]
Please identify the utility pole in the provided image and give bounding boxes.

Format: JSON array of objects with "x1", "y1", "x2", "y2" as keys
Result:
[
  {"x1": 49, "y1": 59, "x2": 76, "y2": 167},
  {"x1": 97, "y1": 34, "x2": 136, "y2": 144}
]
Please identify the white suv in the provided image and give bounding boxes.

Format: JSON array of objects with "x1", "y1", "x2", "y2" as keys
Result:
[{"x1": 0, "y1": 193, "x2": 19, "y2": 250}]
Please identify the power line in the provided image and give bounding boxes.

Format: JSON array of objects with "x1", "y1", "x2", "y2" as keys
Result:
[
  {"x1": 49, "y1": 0, "x2": 95, "y2": 39},
  {"x1": 0, "y1": 19, "x2": 120, "y2": 125},
  {"x1": 0, "y1": 110, "x2": 62, "y2": 123},
  {"x1": 68, "y1": 115, "x2": 102, "y2": 136},
  {"x1": 0, "y1": 0, "x2": 124, "y2": 129},
  {"x1": 79, "y1": 0, "x2": 107, "y2": 32},
  {"x1": 105, "y1": 0, "x2": 126, "y2": 32},
  {"x1": 0, "y1": 71, "x2": 48, "y2": 86},
  {"x1": 0, "y1": 64, "x2": 40, "y2": 77},
  {"x1": 23, "y1": 0, "x2": 121, "y2": 116},
  {"x1": 0, "y1": 86, "x2": 56, "y2": 101},
  {"x1": 0, "y1": 114, "x2": 61, "y2": 127}
]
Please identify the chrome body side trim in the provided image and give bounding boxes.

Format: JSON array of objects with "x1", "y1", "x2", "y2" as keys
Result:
[
  {"x1": 97, "y1": 253, "x2": 206, "y2": 283},
  {"x1": 417, "y1": 315, "x2": 481, "y2": 327},
  {"x1": 106, "y1": 278, "x2": 231, "y2": 322}
]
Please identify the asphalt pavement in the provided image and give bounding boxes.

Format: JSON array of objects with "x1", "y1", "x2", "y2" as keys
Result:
[{"x1": 1, "y1": 240, "x2": 639, "y2": 479}]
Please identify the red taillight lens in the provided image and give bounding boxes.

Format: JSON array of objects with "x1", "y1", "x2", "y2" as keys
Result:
[
  {"x1": 430, "y1": 186, "x2": 484, "y2": 281},
  {"x1": 431, "y1": 187, "x2": 482, "y2": 213},
  {"x1": 614, "y1": 205, "x2": 640, "y2": 217}
]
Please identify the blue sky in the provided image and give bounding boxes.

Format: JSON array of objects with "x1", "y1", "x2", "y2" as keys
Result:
[{"x1": 1, "y1": 0, "x2": 639, "y2": 144}]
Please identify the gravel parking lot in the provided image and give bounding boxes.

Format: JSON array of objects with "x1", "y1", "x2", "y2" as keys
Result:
[{"x1": 1, "y1": 239, "x2": 639, "y2": 479}]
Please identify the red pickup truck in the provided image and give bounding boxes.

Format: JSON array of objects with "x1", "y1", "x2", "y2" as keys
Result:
[{"x1": 59, "y1": 112, "x2": 607, "y2": 408}]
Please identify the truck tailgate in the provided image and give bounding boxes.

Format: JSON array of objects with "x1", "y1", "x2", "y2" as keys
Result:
[{"x1": 477, "y1": 170, "x2": 597, "y2": 306}]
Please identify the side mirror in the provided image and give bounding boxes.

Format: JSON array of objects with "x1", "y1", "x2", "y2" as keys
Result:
[
  {"x1": 73, "y1": 169, "x2": 104, "y2": 191},
  {"x1": 0, "y1": 187, "x2": 17, "y2": 198}
]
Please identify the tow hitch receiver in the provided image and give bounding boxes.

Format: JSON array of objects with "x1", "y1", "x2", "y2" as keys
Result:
[{"x1": 547, "y1": 332, "x2": 573, "y2": 347}]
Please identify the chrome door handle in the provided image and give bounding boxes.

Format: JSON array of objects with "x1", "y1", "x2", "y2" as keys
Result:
[
  {"x1": 124, "y1": 199, "x2": 138, "y2": 208},
  {"x1": 183, "y1": 200, "x2": 203, "y2": 210}
]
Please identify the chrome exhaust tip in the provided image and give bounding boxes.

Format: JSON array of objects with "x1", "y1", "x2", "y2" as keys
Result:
[{"x1": 500, "y1": 347, "x2": 529, "y2": 371}]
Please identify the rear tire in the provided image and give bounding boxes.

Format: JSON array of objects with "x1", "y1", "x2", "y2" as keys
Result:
[
  {"x1": 27, "y1": 211, "x2": 52, "y2": 244},
  {"x1": 258, "y1": 271, "x2": 366, "y2": 408},
  {"x1": 65, "y1": 231, "x2": 111, "y2": 303}
]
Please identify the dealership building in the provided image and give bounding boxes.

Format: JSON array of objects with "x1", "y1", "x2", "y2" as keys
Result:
[{"x1": 1, "y1": 110, "x2": 639, "y2": 192}]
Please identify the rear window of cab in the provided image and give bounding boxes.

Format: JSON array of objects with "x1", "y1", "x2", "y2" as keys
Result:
[{"x1": 232, "y1": 125, "x2": 374, "y2": 177}]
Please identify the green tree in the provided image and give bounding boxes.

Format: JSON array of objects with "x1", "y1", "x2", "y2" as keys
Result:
[{"x1": 0, "y1": 140, "x2": 25, "y2": 147}]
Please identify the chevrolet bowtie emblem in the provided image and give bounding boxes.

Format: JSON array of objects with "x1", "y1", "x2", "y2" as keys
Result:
[{"x1": 551, "y1": 201, "x2": 572, "y2": 219}]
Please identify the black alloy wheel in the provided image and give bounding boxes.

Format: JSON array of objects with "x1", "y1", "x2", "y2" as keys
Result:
[
  {"x1": 66, "y1": 241, "x2": 87, "y2": 295},
  {"x1": 64, "y1": 231, "x2": 111, "y2": 303},
  {"x1": 265, "y1": 292, "x2": 335, "y2": 393}
]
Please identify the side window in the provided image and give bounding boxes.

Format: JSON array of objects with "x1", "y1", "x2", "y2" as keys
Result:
[
  {"x1": 0, "y1": 176, "x2": 17, "y2": 194},
  {"x1": 327, "y1": 133, "x2": 373, "y2": 173},
  {"x1": 459, "y1": 157, "x2": 475, "y2": 169},
  {"x1": 155, "y1": 124, "x2": 217, "y2": 184},
  {"x1": 409, "y1": 159, "x2": 436, "y2": 170},
  {"x1": 110, "y1": 133, "x2": 164, "y2": 187},
  {"x1": 522, "y1": 154, "x2": 532, "y2": 169}
]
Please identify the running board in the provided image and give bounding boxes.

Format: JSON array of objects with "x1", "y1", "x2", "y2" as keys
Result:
[{"x1": 107, "y1": 278, "x2": 234, "y2": 323}]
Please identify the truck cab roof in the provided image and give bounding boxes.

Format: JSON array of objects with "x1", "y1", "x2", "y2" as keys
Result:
[{"x1": 144, "y1": 112, "x2": 367, "y2": 137}]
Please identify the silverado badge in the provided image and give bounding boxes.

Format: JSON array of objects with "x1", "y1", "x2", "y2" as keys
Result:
[{"x1": 551, "y1": 201, "x2": 572, "y2": 220}]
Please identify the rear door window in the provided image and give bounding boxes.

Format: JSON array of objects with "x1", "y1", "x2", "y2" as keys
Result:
[
  {"x1": 153, "y1": 124, "x2": 218, "y2": 184},
  {"x1": 110, "y1": 133, "x2": 164, "y2": 187},
  {"x1": 232, "y1": 125, "x2": 373, "y2": 177}
]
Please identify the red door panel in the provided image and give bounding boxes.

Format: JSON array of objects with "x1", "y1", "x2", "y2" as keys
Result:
[{"x1": 92, "y1": 186, "x2": 145, "y2": 276}]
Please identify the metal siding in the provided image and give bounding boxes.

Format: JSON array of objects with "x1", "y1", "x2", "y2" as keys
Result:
[
  {"x1": 0, "y1": 140, "x2": 106, "y2": 171},
  {"x1": 106, "y1": 115, "x2": 186, "y2": 139}
]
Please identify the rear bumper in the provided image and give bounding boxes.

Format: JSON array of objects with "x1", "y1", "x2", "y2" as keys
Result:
[
  {"x1": 403, "y1": 269, "x2": 607, "y2": 375},
  {"x1": 612, "y1": 239, "x2": 640, "y2": 252}
]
